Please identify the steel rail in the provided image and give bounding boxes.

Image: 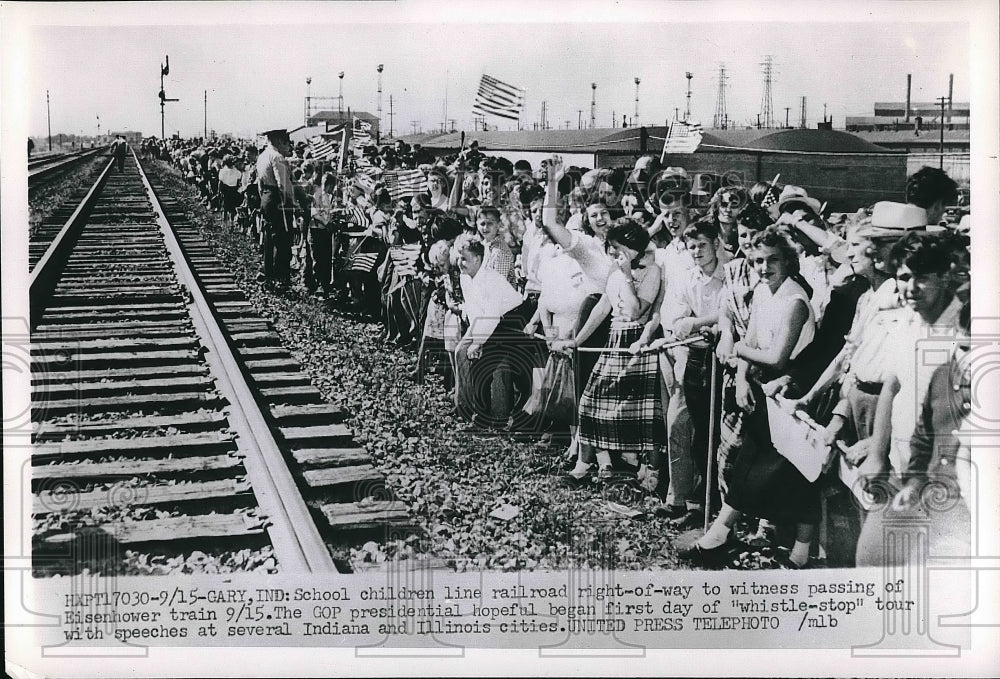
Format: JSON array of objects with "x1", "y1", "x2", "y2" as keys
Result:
[
  {"x1": 132, "y1": 150, "x2": 336, "y2": 573},
  {"x1": 28, "y1": 157, "x2": 116, "y2": 327}
]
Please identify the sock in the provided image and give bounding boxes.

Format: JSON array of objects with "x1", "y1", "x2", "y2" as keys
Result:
[
  {"x1": 569, "y1": 461, "x2": 592, "y2": 479},
  {"x1": 697, "y1": 521, "x2": 731, "y2": 549},
  {"x1": 595, "y1": 451, "x2": 613, "y2": 470},
  {"x1": 789, "y1": 540, "x2": 811, "y2": 566}
]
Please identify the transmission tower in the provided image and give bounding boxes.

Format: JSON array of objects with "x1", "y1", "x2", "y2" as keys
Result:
[
  {"x1": 713, "y1": 64, "x2": 729, "y2": 129},
  {"x1": 685, "y1": 72, "x2": 693, "y2": 122},
  {"x1": 590, "y1": 83, "x2": 597, "y2": 129},
  {"x1": 799, "y1": 96, "x2": 807, "y2": 129},
  {"x1": 759, "y1": 55, "x2": 776, "y2": 129}
]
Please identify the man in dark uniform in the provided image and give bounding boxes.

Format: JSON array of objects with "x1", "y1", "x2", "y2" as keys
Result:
[
  {"x1": 111, "y1": 135, "x2": 128, "y2": 171},
  {"x1": 256, "y1": 128, "x2": 296, "y2": 284}
]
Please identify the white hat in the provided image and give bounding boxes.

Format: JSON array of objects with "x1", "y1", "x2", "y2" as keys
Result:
[{"x1": 870, "y1": 201, "x2": 928, "y2": 230}]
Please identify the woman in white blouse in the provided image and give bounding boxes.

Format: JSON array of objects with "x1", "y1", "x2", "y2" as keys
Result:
[{"x1": 681, "y1": 226, "x2": 819, "y2": 568}]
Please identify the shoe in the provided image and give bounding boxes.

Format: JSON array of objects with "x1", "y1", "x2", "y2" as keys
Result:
[
  {"x1": 654, "y1": 504, "x2": 688, "y2": 520},
  {"x1": 669, "y1": 508, "x2": 706, "y2": 531},
  {"x1": 774, "y1": 549, "x2": 811, "y2": 570},
  {"x1": 560, "y1": 472, "x2": 593, "y2": 489},
  {"x1": 746, "y1": 526, "x2": 776, "y2": 550},
  {"x1": 676, "y1": 539, "x2": 733, "y2": 568}
]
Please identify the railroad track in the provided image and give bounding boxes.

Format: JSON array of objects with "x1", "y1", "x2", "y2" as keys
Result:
[
  {"x1": 29, "y1": 147, "x2": 108, "y2": 190},
  {"x1": 30, "y1": 152, "x2": 410, "y2": 576}
]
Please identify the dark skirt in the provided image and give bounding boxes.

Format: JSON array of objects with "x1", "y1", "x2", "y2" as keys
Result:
[{"x1": 725, "y1": 379, "x2": 821, "y2": 525}]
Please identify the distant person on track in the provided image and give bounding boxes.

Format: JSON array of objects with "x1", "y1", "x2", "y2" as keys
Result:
[
  {"x1": 110, "y1": 134, "x2": 128, "y2": 171},
  {"x1": 256, "y1": 128, "x2": 296, "y2": 285}
]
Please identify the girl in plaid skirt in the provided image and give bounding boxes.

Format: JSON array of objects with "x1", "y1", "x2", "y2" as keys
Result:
[{"x1": 554, "y1": 219, "x2": 663, "y2": 479}]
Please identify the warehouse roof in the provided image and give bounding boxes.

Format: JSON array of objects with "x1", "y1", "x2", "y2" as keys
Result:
[{"x1": 395, "y1": 126, "x2": 899, "y2": 156}]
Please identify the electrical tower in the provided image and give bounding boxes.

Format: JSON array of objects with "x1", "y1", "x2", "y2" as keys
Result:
[
  {"x1": 685, "y1": 72, "x2": 693, "y2": 122},
  {"x1": 759, "y1": 55, "x2": 776, "y2": 129},
  {"x1": 799, "y1": 96, "x2": 807, "y2": 129},
  {"x1": 590, "y1": 83, "x2": 596, "y2": 129},
  {"x1": 713, "y1": 64, "x2": 728, "y2": 129}
]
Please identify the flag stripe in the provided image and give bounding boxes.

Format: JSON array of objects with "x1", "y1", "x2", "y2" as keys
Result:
[{"x1": 473, "y1": 73, "x2": 525, "y2": 121}]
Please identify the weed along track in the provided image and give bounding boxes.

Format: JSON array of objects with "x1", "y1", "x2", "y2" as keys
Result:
[{"x1": 29, "y1": 152, "x2": 413, "y2": 576}]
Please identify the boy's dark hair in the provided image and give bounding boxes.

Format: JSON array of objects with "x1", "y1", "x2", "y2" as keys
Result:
[
  {"x1": 683, "y1": 217, "x2": 722, "y2": 243},
  {"x1": 736, "y1": 202, "x2": 773, "y2": 232},
  {"x1": 905, "y1": 166, "x2": 959, "y2": 209},
  {"x1": 606, "y1": 217, "x2": 651, "y2": 253},
  {"x1": 889, "y1": 230, "x2": 961, "y2": 276}
]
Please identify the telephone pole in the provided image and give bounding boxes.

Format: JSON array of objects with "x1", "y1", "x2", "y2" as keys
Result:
[
  {"x1": 936, "y1": 96, "x2": 948, "y2": 168},
  {"x1": 388, "y1": 94, "x2": 395, "y2": 138},
  {"x1": 204, "y1": 90, "x2": 208, "y2": 138}
]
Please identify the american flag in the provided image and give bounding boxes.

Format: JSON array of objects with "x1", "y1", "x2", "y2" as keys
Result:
[
  {"x1": 660, "y1": 120, "x2": 704, "y2": 158},
  {"x1": 472, "y1": 73, "x2": 525, "y2": 122},
  {"x1": 353, "y1": 118, "x2": 374, "y2": 149},
  {"x1": 383, "y1": 169, "x2": 426, "y2": 201},
  {"x1": 308, "y1": 135, "x2": 338, "y2": 161},
  {"x1": 347, "y1": 250, "x2": 382, "y2": 274},
  {"x1": 388, "y1": 243, "x2": 423, "y2": 277}
]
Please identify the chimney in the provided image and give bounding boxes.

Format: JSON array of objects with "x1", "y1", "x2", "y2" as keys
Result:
[{"x1": 905, "y1": 74, "x2": 912, "y2": 122}]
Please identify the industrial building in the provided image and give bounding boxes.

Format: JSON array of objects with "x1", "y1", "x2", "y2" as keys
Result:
[{"x1": 399, "y1": 126, "x2": 908, "y2": 212}]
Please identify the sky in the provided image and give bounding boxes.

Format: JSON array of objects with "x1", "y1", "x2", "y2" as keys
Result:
[{"x1": 6, "y1": 2, "x2": 975, "y2": 139}]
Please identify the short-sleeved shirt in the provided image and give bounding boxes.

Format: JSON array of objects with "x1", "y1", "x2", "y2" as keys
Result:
[{"x1": 256, "y1": 145, "x2": 295, "y2": 203}]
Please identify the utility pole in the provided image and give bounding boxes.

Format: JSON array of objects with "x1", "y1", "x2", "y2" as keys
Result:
[
  {"x1": 204, "y1": 90, "x2": 208, "y2": 138},
  {"x1": 685, "y1": 72, "x2": 693, "y2": 122},
  {"x1": 578, "y1": 110, "x2": 583, "y2": 129},
  {"x1": 936, "y1": 96, "x2": 948, "y2": 168},
  {"x1": 46, "y1": 90, "x2": 52, "y2": 151},
  {"x1": 96, "y1": 115, "x2": 101, "y2": 142},
  {"x1": 784, "y1": 107, "x2": 790, "y2": 128},
  {"x1": 590, "y1": 82, "x2": 596, "y2": 128}
]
